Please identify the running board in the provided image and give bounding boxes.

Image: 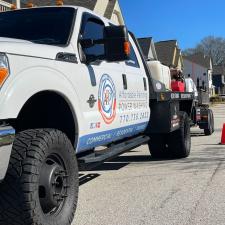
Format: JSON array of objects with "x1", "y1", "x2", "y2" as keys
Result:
[{"x1": 78, "y1": 135, "x2": 149, "y2": 165}]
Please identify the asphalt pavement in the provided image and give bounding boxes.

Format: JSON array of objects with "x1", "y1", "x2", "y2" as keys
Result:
[{"x1": 73, "y1": 103, "x2": 225, "y2": 225}]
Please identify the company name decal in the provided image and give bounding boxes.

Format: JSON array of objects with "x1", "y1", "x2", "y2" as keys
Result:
[
  {"x1": 118, "y1": 90, "x2": 149, "y2": 124},
  {"x1": 98, "y1": 74, "x2": 116, "y2": 124}
]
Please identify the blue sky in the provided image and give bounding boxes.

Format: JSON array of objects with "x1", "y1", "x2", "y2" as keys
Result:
[{"x1": 120, "y1": 0, "x2": 225, "y2": 50}]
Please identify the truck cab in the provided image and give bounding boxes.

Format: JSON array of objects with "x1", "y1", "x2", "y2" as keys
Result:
[{"x1": 0, "y1": 6, "x2": 150, "y2": 154}]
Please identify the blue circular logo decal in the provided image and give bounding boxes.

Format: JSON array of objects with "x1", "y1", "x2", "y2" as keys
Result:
[{"x1": 98, "y1": 74, "x2": 116, "y2": 124}]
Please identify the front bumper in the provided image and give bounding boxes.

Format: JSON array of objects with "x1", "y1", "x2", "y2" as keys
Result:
[{"x1": 0, "y1": 126, "x2": 15, "y2": 181}]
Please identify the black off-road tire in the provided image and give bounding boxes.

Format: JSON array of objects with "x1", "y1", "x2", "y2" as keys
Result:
[
  {"x1": 148, "y1": 134, "x2": 169, "y2": 159},
  {"x1": 167, "y1": 112, "x2": 191, "y2": 158},
  {"x1": 0, "y1": 129, "x2": 79, "y2": 225},
  {"x1": 210, "y1": 109, "x2": 215, "y2": 133},
  {"x1": 204, "y1": 109, "x2": 214, "y2": 136}
]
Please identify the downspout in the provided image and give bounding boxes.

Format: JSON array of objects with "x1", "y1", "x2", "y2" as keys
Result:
[
  {"x1": 222, "y1": 75, "x2": 225, "y2": 85},
  {"x1": 192, "y1": 61, "x2": 195, "y2": 84},
  {"x1": 222, "y1": 64, "x2": 225, "y2": 85},
  {"x1": 12, "y1": 0, "x2": 20, "y2": 9}
]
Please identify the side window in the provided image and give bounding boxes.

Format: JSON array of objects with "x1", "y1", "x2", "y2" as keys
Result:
[
  {"x1": 81, "y1": 18, "x2": 105, "y2": 60},
  {"x1": 125, "y1": 44, "x2": 140, "y2": 68}
]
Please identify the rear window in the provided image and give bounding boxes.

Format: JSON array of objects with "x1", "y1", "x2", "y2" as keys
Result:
[{"x1": 0, "y1": 7, "x2": 76, "y2": 46}]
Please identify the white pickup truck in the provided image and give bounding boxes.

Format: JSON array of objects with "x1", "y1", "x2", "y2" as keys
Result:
[{"x1": 0, "y1": 6, "x2": 194, "y2": 225}]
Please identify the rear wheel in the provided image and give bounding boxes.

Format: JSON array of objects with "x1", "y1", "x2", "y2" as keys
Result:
[
  {"x1": 211, "y1": 110, "x2": 215, "y2": 133},
  {"x1": 0, "y1": 129, "x2": 79, "y2": 225},
  {"x1": 148, "y1": 134, "x2": 169, "y2": 159},
  {"x1": 204, "y1": 109, "x2": 214, "y2": 136},
  {"x1": 167, "y1": 112, "x2": 191, "y2": 158}
]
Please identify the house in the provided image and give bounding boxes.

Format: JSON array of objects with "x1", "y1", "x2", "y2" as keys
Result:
[
  {"x1": 212, "y1": 65, "x2": 225, "y2": 94},
  {"x1": 4, "y1": 0, "x2": 124, "y2": 25},
  {"x1": 137, "y1": 37, "x2": 158, "y2": 61},
  {"x1": 183, "y1": 53, "x2": 214, "y2": 96},
  {"x1": 0, "y1": 0, "x2": 12, "y2": 11},
  {"x1": 155, "y1": 40, "x2": 183, "y2": 71}
]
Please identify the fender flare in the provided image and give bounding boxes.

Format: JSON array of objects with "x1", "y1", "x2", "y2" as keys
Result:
[{"x1": 0, "y1": 67, "x2": 82, "y2": 130}]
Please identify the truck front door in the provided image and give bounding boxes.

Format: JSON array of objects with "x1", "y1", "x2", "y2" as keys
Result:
[{"x1": 75, "y1": 14, "x2": 126, "y2": 153}]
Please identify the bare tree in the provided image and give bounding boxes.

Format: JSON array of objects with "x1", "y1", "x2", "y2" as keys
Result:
[{"x1": 183, "y1": 36, "x2": 225, "y2": 65}]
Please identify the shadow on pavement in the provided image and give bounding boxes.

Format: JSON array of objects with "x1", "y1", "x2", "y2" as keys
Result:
[
  {"x1": 191, "y1": 133, "x2": 205, "y2": 137},
  {"x1": 78, "y1": 144, "x2": 225, "y2": 185},
  {"x1": 111, "y1": 155, "x2": 151, "y2": 162},
  {"x1": 79, "y1": 173, "x2": 100, "y2": 186},
  {"x1": 93, "y1": 162, "x2": 129, "y2": 171},
  {"x1": 103, "y1": 145, "x2": 225, "y2": 171}
]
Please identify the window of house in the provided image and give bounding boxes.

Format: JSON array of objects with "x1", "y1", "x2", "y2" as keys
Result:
[{"x1": 202, "y1": 81, "x2": 205, "y2": 90}]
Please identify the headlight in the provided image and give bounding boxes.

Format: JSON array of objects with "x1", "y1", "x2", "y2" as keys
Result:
[{"x1": 0, "y1": 53, "x2": 9, "y2": 86}]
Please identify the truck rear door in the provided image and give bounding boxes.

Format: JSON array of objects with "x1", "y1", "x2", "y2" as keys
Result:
[{"x1": 121, "y1": 35, "x2": 150, "y2": 132}]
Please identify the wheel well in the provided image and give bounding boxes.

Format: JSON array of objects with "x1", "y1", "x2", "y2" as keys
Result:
[
  {"x1": 12, "y1": 91, "x2": 77, "y2": 145},
  {"x1": 179, "y1": 100, "x2": 193, "y2": 117}
]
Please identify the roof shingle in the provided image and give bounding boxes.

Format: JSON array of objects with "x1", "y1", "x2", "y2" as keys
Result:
[
  {"x1": 183, "y1": 53, "x2": 211, "y2": 69},
  {"x1": 4, "y1": 0, "x2": 98, "y2": 10},
  {"x1": 33, "y1": 0, "x2": 97, "y2": 10},
  {"x1": 213, "y1": 65, "x2": 225, "y2": 75},
  {"x1": 137, "y1": 37, "x2": 152, "y2": 60},
  {"x1": 155, "y1": 40, "x2": 177, "y2": 67},
  {"x1": 104, "y1": 0, "x2": 116, "y2": 19}
]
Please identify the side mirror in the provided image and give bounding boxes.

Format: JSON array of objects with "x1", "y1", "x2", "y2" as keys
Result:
[
  {"x1": 79, "y1": 25, "x2": 130, "y2": 63},
  {"x1": 104, "y1": 25, "x2": 130, "y2": 62}
]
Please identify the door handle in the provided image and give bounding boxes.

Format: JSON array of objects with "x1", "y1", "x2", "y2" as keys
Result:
[
  {"x1": 122, "y1": 74, "x2": 127, "y2": 90},
  {"x1": 143, "y1": 77, "x2": 147, "y2": 91}
]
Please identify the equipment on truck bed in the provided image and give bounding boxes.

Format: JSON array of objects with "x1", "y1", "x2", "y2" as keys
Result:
[{"x1": 138, "y1": 37, "x2": 214, "y2": 136}]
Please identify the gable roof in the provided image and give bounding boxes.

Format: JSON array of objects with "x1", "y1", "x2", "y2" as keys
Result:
[
  {"x1": 6, "y1": 0, "x2": 124, "y2": 22},
  {"x1": 29, "y1": 0, "x2": 98, "y2": 9},
  {"x1": 184, "y1": 53, "x2": 211, "y2": 69},
  {"x1": 155, "y1": 40, "x2": 177, "y2": 67},
  {"x1": 104, "y1": 0, "x2": 117, "y2": 19},
  {"x1": 3, "y1": 0, "x2": 98, "y2": 9},
  {"x1": 137, "y1": 37, "x2": 152, "y2": 59},
  {"x1": 2, "y1": 0, "x2": 11, "y2": 4},
  {"x1": 138, "y1": 37, "x2": 158, "y2": 60}
]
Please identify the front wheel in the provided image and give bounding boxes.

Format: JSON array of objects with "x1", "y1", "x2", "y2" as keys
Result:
[{"x1": 0, "y1": 129, "x2": 79, "y2": 225}]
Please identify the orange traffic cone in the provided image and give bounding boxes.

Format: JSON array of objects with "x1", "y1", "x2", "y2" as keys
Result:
[{"x1": 221, "y1": 124, "x2": 225, "y2": 145}]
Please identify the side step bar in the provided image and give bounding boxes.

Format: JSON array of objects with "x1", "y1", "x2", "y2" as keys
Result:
[{"x1": 78, "y1": 135, "x2": 149, "y2": 168}]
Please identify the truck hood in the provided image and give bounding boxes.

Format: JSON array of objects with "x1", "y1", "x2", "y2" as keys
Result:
[{"x1": 0, "y1": 37, "x2": 66, "y2": 59}]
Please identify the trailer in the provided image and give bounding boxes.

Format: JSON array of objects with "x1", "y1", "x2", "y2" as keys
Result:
[{"x1": 191, "y1": 89, "x2": 214, "y2": 135}]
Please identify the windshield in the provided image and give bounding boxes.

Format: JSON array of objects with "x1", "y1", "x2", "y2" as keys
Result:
[{"x1": 0, "y1": 7, "x2": 76, "y2": 45}]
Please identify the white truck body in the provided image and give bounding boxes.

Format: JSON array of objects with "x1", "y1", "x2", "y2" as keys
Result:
[{"x1": 0, "y1": 6, "x2": 150, "y2": 164}]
